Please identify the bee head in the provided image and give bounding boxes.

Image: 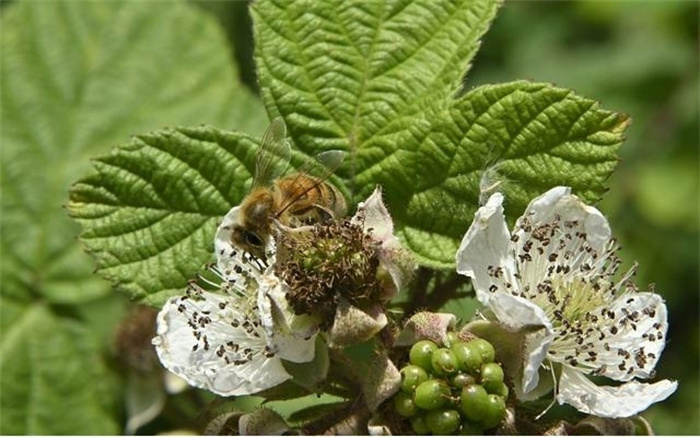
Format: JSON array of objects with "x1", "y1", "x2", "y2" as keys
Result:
[
  {"x1": 231, "y1": 224, "x2": 268, "y2": 262},
  {"x1": 231, "y1": 192, "x2": 275, "y2": 261}
]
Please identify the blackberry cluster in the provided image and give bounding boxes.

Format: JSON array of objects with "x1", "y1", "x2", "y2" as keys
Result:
[{"x1": 393, "y1": 337, "x2": 508, "y2": 435}]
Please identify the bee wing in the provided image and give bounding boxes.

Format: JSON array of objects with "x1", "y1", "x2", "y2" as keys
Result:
[
  {"x1": 252, "y1": 117, "x2": 291, "y2": 188},
  {"x1": 313, "y1": 150, "x2": 347, "y2": 175},
  {"x1": 287, "y1": 149, "x2": 347, "y2": 191}
]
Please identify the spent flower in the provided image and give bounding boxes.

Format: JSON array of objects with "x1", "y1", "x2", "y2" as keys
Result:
[
  {"x1": 455, "y1": 186, "x2": 677, "y2": 418},
  {"x1": 276, "y1": 187, "x2": 414, "y2": 346}
]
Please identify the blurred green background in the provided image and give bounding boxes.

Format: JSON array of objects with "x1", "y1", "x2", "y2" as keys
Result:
[{"x1": 1, "y1": 0, "x2": 697, "y2": 434}]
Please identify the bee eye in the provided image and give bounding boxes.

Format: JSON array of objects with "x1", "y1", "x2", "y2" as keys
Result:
[{"x1": 244, "y1": 231, "x2": 263, "y2": 247}]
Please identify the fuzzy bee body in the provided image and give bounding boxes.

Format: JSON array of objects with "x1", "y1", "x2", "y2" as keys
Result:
[
  {"x1": 274, "y1": 175, "x2": 346, "y2": 226},
  {"x1": 230, "y1": 118, "x2": 347, "y2": 260}
]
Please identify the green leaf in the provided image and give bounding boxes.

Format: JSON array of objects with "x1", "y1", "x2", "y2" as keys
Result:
[
  {"x1": 396, "y1": 81, "x2": 629, "y2": 267},
  {"x1": 1, "y1": 0, "x2": 263, "y2": 304},
  {"x1": 67, "y1": 1, "x2": 629, "y2": 298},
  {"x1": 267, "y1": 394, "x2": 347, "y2": 426},
  {"x1": 0, "y1": 303, "x2": 120, "y2": 434},
  {"x1": 67, "y1": 0, "x2": 629, "y2": 308},
  {"x1": 1, "y1": 0, "x2": 264, "y2": 432},
  {"x1": 69, "y1": 127, "x2": 260, "y2": 305},
  {"x1": 67, "y1": 123, "x2": 350, "y2": 306},
  {"x1": 252, "y1": 0, "x2": 502, "y2": 174},
  {"x1": 439, "y1": 295, "x2": 480, "y2": 324}
]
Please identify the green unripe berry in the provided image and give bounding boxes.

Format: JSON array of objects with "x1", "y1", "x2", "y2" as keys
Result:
[
  {"x1": 446, "y1": 332, "x2": 460, "y2": 347},
  {"x1": 480, "y1": 362, "x2": 505, "y2": 393},
  {"x1": 410, "y1": 415, "x2": 430, "y2": 434},
  {"x1": 451, "y1": 372, "x2": 477, "y2": 388},
  {"x1": 414, "y1": 379, "x2": 451, "y2": 410},
  {"x1": 471, "y1": 339, "x2": 496, "y2": 363},
  {"x1": 410, "y1": 340, "x2": 438, "y2": 371},
  {"x1": 460, "y1": 384, "x2": 489, "y2": 422},
  {"x1": 452, "y1": 341, "x2": 483, "y2": 374},
  {"x1": 425, "y1": 409, "x2": 461, "y2": 435},
  {"x1": 459, "y1": 420, "x2": 484, "y2": 435},
  {"x1": 431, "y1": 348, "x2": 459, "y2": 376},
  {"x1": 401, "y1": 365, "x2": 429, "y2": 393},
  {"x1": 480, "y1": 394, "x2": 506, "y2": 429},
  {"x1": 489, "y1": 381, "x2": 509, "y2": 398},
  {"x1": 393, "y1": 392, "x2": 419, "y2": 418}
]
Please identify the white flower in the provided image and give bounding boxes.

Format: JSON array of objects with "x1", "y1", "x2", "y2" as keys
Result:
[
  {"x1": 114, "y1": 305, "x2": 190, "y2": 434},
  {"x1": 152, "y1": 206, "x2": 317, "y2": 396},
  {"x1": 456, "y1": 186, "x2": 677, "y2": 418}
]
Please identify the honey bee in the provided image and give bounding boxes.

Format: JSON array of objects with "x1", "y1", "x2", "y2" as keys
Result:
[{"x1": 230, "y1": 117, "x2": 347, "y2": 260}]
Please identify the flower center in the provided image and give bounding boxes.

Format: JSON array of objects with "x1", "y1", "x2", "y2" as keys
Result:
[
  {"x1": 509, "y1": 214, "x2": 641, "y2": 368},
  {"x1": 513, "y1": 215, "x2": 621, "y2": 312},
  {"x1": 536, "y1": 275, "x2": 608, "y2": 327}
]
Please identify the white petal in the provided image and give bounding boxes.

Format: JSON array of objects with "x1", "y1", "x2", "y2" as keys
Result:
[
  {"x1": 125, "y1": 370, "x2": 165, "y2": 434},
  {"x1": 153, "y1": 292, "x2": 291, "y2": 396},
  {"x1": 570, "y1": 292, "x2": 669, "y2": 381},
  {"x1": 488, "y1": 292, "x2": 552, "y2": 332},
  {"x1": 515, "y1": 365, "x2": 555, "y2": 402},
  {"x1": 486, "y1": 293, "x2": 554, "y2": 395},
  {"x1": 257, "y1": 275, "x2": 318, "y2": 363},
  {"x1": 163, "y1": 372, "x2": 188, "y2": 395},
  {"x1": 205, "y1": 353, "x2": 291, "y2": 396},
  {"x1": 352, "y1": 187, "x2": 394, "y2": 240},
  {"x1": 215, "y1": 206, "x2": 243, "y2": 269},
  {"x1": 516, "y1": 186, "x2": 611, "y2": 254},
  {"x1": 456, "y1": 192, "x2": 518, "y2": 303},
  {"x1": 521, "y1": 186, "x2": 571, "y2": 218},
  {"x1": 520, "y1": 327, "x2": 554, "y2": 396},
  {"x1": 557, "y1": 366, "x2": 677, "y2": 418}
]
